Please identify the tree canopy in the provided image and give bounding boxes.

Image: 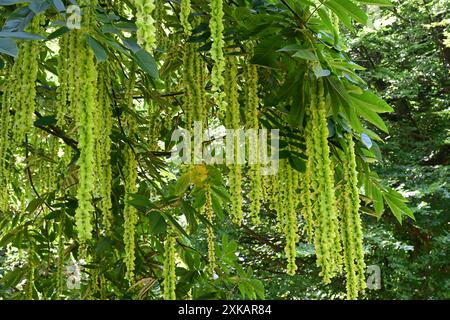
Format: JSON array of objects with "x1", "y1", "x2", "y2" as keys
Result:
[{"x1": 0, "y1": 0, "x2": 447, "y2": 301}]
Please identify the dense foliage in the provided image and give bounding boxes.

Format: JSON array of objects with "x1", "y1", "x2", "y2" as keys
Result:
[{"x1": 0, "y1": 0, "x2": 446, "y2": 301}]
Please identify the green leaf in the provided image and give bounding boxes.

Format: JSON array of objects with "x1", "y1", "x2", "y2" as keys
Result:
[
  {"x1": 34, "y1": 115, "x2": 57, "y2": 127},
  {"x1": 292, "y1": 49, "x2": 317, "y2": 61},
  {"x1": 162, "y1": 212, "x2": 190, "y2": 239},
  {"x1": 324, "y1": 1, "x2": 354, "y2": 30},
  {"x1": 0, "y1": 31, "x2": 45, "y2": 40},
  {"x1": 277, "y1": 44, "x2": 302, "y2": 52},
  {"x1": 0, "y1": 38, "x2": 18, "y2": 57},
  {"x1": 51, "y1": 0, "x2": 65, "y2": 12},
  {"x1": 26, "y1": 198, "x2": 43, "y2": 214},
  {"x1": 210, "y1": 192, "x2": 224, "y2": 221},
  {"x1": 87, "y1": 36, "x2": 108, "y2": 62},
  {"x1": 317, "y1": 8, "x2": 334, "y2": 31},
  {"x1": 361, "y1": 133, "x2": 373, "y2": 149},
  {"x1": 383, "y1": 190, "x2": 415, "y2": 224},
  {"x1": 133, "y1": 49, "x2": 159, "y2": 80},
  {"x1": 0, "y1": 1, "x2": 30, "y2": 5},
  {"x1": 175, "y1": 173, "x2": 192, "y2": 196},
  {"x1": 127, "y1": 194, "x2": 154, "y2": 211},
  {"x1": 148, "y1": 211, "x2": 167, "y2": 235},
  {"x1": 349, "y1": 91, "x2": 394, "y2": 113},
  {"x1": 328, "y1": 0, "x2": 368, "y2": 26},
  {"x1": 356, "y1": 0, "x2": 393, "y2": 6},
  {"x1": 210, "y1": 185, "x2": 231, "y2": 203},
  {"x1": 312, "y1": 62, "x2": 331, "y2": 78},
  {"x1": 371, "y1": 186, "x2": 384, "y2": 216},
  {"x1": 357, "y1": 107, "x2": 389, "y2": 133}
]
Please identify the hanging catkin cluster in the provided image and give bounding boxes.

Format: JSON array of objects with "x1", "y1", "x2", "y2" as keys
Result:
[
  {"x1": 96, "y1": 69, "x2": 113, "y2": 235},
  {"x1": 56, "y1": 31, "x2": 74, "y2": 127},
  {"x1": 340, "y1": 133, "x2": 366, "y2": 299},
  {"x1": 283, "y1": 158, "x2": 300, "y2": 275},
  {"x1": 0, "y1": 68, "x2": 12, "y2": 212},
  {"x1": 182, "y1": 44, "x2": 196, "y2": 130},
  {"x1": 56, "y1": 210, "x2": 66, "y2": 299},
  {"x1": 11, "y1": 15, "x2": 41, "y2": 144},
  {"x1": 163, "y1": 226, "x2": 177, "y2": 300},
  {"x1": 74, "y1": 4, "x2": 98, "y2": 243},
  {"x1": 306, "y1": 79, "x2": 342, "y2": 283},
  {"x1": 245, "y1": 58, "x2": 262, "y2": 225},
  {"x1": 148, "y1": 101, "x2": 161, "y2": 150},
  {"x1": 123, "y1": 71, "x2": 138, "y2": 282},
  {"x1": 183, "y1": 42, "x2": 207, "y2": 132},
  {"x1": 224, "y1": 55, "x2": 243, "y2": 224},
  {"x1": 205, "y1": 186, "x2": 216, "y2": 274},
  {"x1": 135, "y1": 0, "x2": 157, "y2": 52},
  {"x1": 209, "y1": 0, "x2": 226, "y2": 116},
  {"x1": 180, "y1": 0, "x2": 192, "y2": 36}
]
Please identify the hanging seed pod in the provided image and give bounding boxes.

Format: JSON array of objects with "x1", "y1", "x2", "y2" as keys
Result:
[
  {"x1": 56, "y1": 214, "x2": 65, "y2": 299},
  {"x1": 224, "y1": 55, "x2": 243, "y2": 224},
  {"x1": 148, "y1": 100, "x2": 161, "y2": 150},
  {"x1": 301, "y1": 104, "x2": 315, "y2": 242},
  {"x1": 12, "y1": 15, "x2": 41, "y2": 144},
  {"x1": 56, "y1": 32, "x2": 70, "y2": 127},
  {"x1": 284, "y1": 160, "x2": 299, "y2": 275},
  {"x1": 205, "y1": 186, "x2": 216, "y2": 274},
  {"x1": 163, "y1": 225, "x2": 177, "y2": 300},
  {"x1": 340, "y1": 133, "x2": 366, "y2": 299},
  {"x1": 0, "y1": 69, "x2": 12, "y2": 212},
  {"x1": 135, "y1": 0, "x2": 157, "y2": 52},
  {"x1": 244, "y1": 56, "x2": 262, "y2": 225},
  {"x1": 275, "y1": 160, "x2": 286, "y2": 233},
  {"x1": 73, "y1": 11, "x2": 99, "y2": 243},
  {"x1": 123, "y1": 72, "x2": 138, "y2": 282},
  {"x1": 97, "y1": 69, "x2": 113, "y2": 235},
  {"x1": 209, "y1": 0, "x2": 226, "y2": 117},
  {"x1": 193, "y1": 52, "x2": 207, "y2": 123},
  {"x1": 180, "y1": 0, "x2": 192, "y2": 36},
  {"x1": 307, "y1": 79, "x2": 342, "y2": 283},
  {"x1": 182, "y1": 43, "x2": 196, "y2": 130}
]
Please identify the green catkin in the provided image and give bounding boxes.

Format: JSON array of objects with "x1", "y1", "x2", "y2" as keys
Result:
[
  {"x1": 163, "y1": 226, "x2": 177, "y2": 300},
  {"x1": 301, "y1": 104, "x2": 315, "y2": 242},
  {"x1": 148, "y1": 101, "x2": 161, "y2": 150},
  {"x1": 154, "y1": 0, "x2": 166, "y2": 48},
  {"x1": 180, "y1": 0, "x2": 192, "y2": 36},
  {"x1": 340, "y1": 133, "x2": 366, "y2": 299},
  {"x1": 97, "y1": 70, "x2": 113, "y2": 235},
  {"x1": 74, "y1": 2, "x2": 99, "y2": 243},
  {"x1": 12, "y1": 15, "x2": 41, "y2": 144},
  {"x1": 267, "y1": 172, "x2": 279, "y2": 213},
  {"x1": 68, "y1": 32, "x2": 80, "y2": 121},
  {"x1": 56, "y1": 215, "x2": 65, "y2": 299},
  {"x1": 56, "y1": 33, "x2": 67, "y2": 127},
  {"x1": 205, "y1": 186, "x2": 216, "y2": 274},
  {"x1": 308, "y1": 79, "x2": 342, "y2": 283},
  {"x1": 209, "y1": 0, "x2": 227, "y2": 117},
  {"x1": 56, "y1": 31, "x2": 74, "y2": 128},
  {"x1": 123, "y1": 71, "x2": 138, "y2": 282},
  {"x1": 284, "y1": 160, "x2": 299, "y2": 275},
  {"x1": 135, "y1": 0, "x2": 157, "y2": 52},
  {"x1": 276, "y1": 160, "x2": 287, "y2": 233},
  {"x1": 0, "y1": 71, "x2": 11, "y2": 212},
  {"x1": 245, "y1": 60, "x2": 262, "y2": 225},
  {"x1": 194, "y1": 52, "x2": 207, "y2": 123},
  {"x1": 224, "y1": 55, "x2": 243, "y2": 224},
  {"x1": 182, "y1": 43, "x2": 196, "y2": 130},
  {"x1": 26, "y1": 243, "x2": 35, "y2": 300}
]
